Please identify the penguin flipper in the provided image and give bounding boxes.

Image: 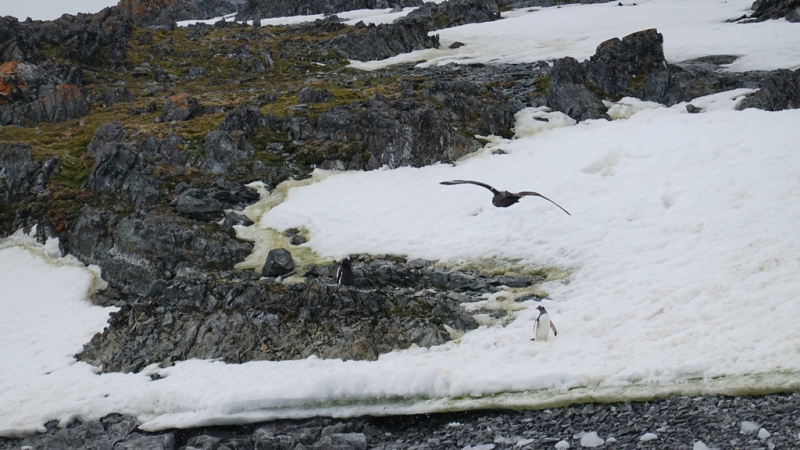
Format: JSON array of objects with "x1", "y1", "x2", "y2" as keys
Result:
[{"x1": 550, "y1": 321, "x2": 558, "y2": 336}]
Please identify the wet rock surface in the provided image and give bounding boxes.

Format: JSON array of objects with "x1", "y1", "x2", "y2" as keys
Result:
[
  {"x1": 75, "y1": 252, "x2": 559, "y2": 373},
  {"x1": 3, "y1": 393, "x2": 800, "y2": 449}
]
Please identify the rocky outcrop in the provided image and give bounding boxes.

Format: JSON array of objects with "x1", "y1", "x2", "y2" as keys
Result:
[
  {"x1": 160, "y1": 93, "x2": 198, "y2": 122},
  {"x1": 747, "y1": 0, "x2": 800, "y2": 22},
  {"x1": 0, "y1": 61, "x2": 90, "y2": 125},
  {"x1": 236, "y1": 0, "x2": 422, "y2": 22},
  {"x1": 298, "y1": 80, "x2": 512, "y2": 170},
  {"x1": 69, "y1": 208, "x2": 253, "y2": 296},
  {"x1": 737, "y1": 68, "x2": 800, "y2": 111},
  {"x1": 262, "y1": 248, "x2": 295, "y2": 277},
  {"x1": 0, "y1": 8, "x2": 132, "y2": 68},
  {"x1": 117, "y1": 0, "x2": 245, "y2": 26},
  {"x1": 0, "y1": 143, "x2": 60, "y2": 203},
  {"x1": 77, "y1": 254, "x2": 536, "y2": 372},
  {"x1": 324, "y1": 18, "x2": 440, "y2": 61},
  {"x1": 404, "y1": 0, "x2": 501, "y2": 30}
]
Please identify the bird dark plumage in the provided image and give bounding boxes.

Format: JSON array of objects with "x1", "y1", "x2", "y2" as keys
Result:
[
  {"x1": 440, "y1": 180, "x2": 571, "y2": 215},
  {"x1": 336, "y1": 257, "x2": 355, "y2": 287}
]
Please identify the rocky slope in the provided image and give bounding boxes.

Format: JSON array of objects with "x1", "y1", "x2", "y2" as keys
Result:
[{"x1": 2, "y1": 0, "x2": 800, "y2": 445}]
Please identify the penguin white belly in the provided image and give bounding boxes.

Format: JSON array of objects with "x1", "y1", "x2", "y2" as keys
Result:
[{"x1": 536, "y1": 314, "x2": 551, "y2": 341}]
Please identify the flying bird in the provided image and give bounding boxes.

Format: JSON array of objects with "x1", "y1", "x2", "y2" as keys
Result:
[{"x1": 439, "y1": 180, "x2": 571, "y2": 215}]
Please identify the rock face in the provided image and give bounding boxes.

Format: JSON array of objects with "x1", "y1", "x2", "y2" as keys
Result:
[
  {"x1": 117, "y1": 0, "x2": 246, "y2": 26},
  {"x1": 0, "y1": 143, "x2": 60, "y2": 203},
  {"x1": 160, "y1": 93, "x2": 198, "y2": 122},
  {"x1": 738, "y1": 68, "x2": 800, "y2": 111},
  {"x1": 0, "y1": 61, "x2": 90, "y2": 125},
  {"x1": 748, "y1": 0, "x2": 800, "y2": 22},
  {"x1": 0, "y1": 8, "x2": 132, "y2": 68},
  {"x1": 236, "y1": 0, "x2": 423, "y2": 22},
  {"x1": 69, "y1": 208, "x2": 253, "y2": 296}
]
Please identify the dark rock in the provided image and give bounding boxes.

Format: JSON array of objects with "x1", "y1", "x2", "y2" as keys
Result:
[
  {"x1": 236, "y1": 0, "x2": 422, "y2": 22},
  {"x1": 546, "y1": 57, "x2": 609, "y2": 121},
  {"x1": 87, "y1": 122, "x2": 127, "y2": 160},
  {"x1": 217, "y1": 104, "x2": 264, "y2": 139},
  {"x1": 298, "y1": 87, "x2": 334, "y2": 103},
  {"x1": 262, "y1": 248, "x2": 295, "y2": 277},
  {"x1": 69, "y1": 208, "x2": 252, "y2": 296},
  {"x1": 0, "y1": 61, "x2": 90, "y2": 125},
  {"x1": 172, "y1": 194, "x2": 225, "y2": 221},
  {"x1": 201, "y1": 130, "x2": 256, "y2": 174},
  {"x1": 324, "y1": 19, "x2": 439, "y2": 61},
  {"x1": 0, "y1": 142, "x2": 59, "y2": 203},
  {"x1": 117, "y1": 0, "x2": 245, "y2": 26},
  {"x1": 737, "y1": 68, "x2": 800, "y2": 111},
  {"x1": 82, "y1": 143, "x2": 138, "y2": 193},
  {"x1": 748, "y1": 0, "x2": 800, "y2": 22},
  {"x1": 137, "y1": 132, "x2": 188, "y2": 167},
  {"x1": 223, "y1": 211, "x2": 254, "y2": 229},
  {"x1": 403, "y1": 0, "x2": 501, "y2": 30},
  {"x1": 161, "y1": 93, "x2": 198, "y2": 122},
  {"x1": 98, "y1": 87, "x2": 136, "y2": 107},
  {"x1": 686, "y1": 103, "x2": 701, "y2": 113},
  {"x1": 583, "y1": 28, "x2": 666, "y2": 98}
]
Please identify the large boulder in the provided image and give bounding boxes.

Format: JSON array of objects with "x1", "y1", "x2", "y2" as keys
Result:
[
  {"x1": 161, "y1": 93, "x2": 198, "y2": 122},
  {"x1": 69, "y1": 208, "x2": 253, "y2": 296},
  {"x1": 201, "y1": 130, "x2": 256, "y2": 174},
  {"x1": 546, "y1": 57, "x2": 609, "y2": 121},
  {"x1": 261, "y1": 248, "x2": 295, "y2": 277}
]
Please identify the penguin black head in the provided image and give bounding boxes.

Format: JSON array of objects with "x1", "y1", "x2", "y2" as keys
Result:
[
  {"x1": 536, "y1": 305, "x2": 548, "y2": 314},
  {"x1": 340, "y1": 257, "x2": 353, "y2": 267}
]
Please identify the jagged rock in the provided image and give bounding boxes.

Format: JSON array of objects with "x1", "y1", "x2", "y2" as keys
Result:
[
  {"x1": 546, "y1": 57, "x2": 609, "y2": 121},
  {"x1": 87, "y1": 122, "x2": 127, "y2": 159},
  {"x1": 0, "y1": 61, "x2": 90, "y2": 125},
  {"x1": 748, "y1": 0, "x2": 800, "y2": 22},
  {"x1": 236, "y1": 0, "x2": 422, "y2": 21},
  {"x1": 137, "y1": 132, "x2": 188, "y2": 167},
  {"x1": 217, "y1": 104, "x2": 265, "y2": 138},
  {"x1": 324, "y1": 19, "x2": 439, "y2": 61},
  {"x1": 262, "y1": 248, "x2": 295, "y2": 277},
  {"x1": 738, "y1": 68, "x2": 800, "y2": 111},
  {"x1": 223, "y1": 211, "x2": 254, "y2": 229},
  {"x1": 201, "y1": 130, "x2": 256, "y2": 174},
  {"x1": 161, "y1": 93, "x2": 198, "y2": 122},
  {"x1": 298, "y1": 87, "x2": 334, "y2": 103},
  {"x1": 98, "y1": 87, "x2": 135, "y2": 107},
  {"x1": 403, "y1": 0, "x2": 500, "y2": 30},
  {"x1": 117, "y1": 0, "x2": 245, "y2": 25},
  {"x1": 172, "y1": 192, "x2": 225, "y2": 221},
  {"x1": 0, "y1": 143, "x2": 59, "y2": 203},
  {"x1": 0, "y1": 9, "x2": 132, "y2": 68},
  {"x1": 583, "y1": 28, "x2": 667, "y2": 98},
  {"x1": 69, "y1": 208, "x2": 253, "y2": 296}
]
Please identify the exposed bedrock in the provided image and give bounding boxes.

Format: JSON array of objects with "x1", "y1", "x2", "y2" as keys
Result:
[
  {"x1": 75, "y1": 252, "x2": 557, "y2": 372},
  {"x1": 0, "y1": 61, "x2": 90, "y2": 125},
  {"x1": 236, "y1": 0, "x2": 423, "y2": 22},
  {"x1": 0, "y1": 142, "x2": 60, "y2": 204}
]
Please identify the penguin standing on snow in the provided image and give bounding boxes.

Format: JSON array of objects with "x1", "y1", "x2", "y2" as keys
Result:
[
  {"x1": 334, "y1": 257, "x2": 355, "y2": 293},
  {"x1": 532, "y1": 305, "x2": 558, "y2": 341}
]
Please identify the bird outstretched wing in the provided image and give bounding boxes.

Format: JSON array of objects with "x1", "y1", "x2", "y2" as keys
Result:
[
  {"x1": 517, "y1": 191, "x2": 571, "y2": 216},
  {"x1": 440, "y1": 180, "x2": 500, "y2": 194}
]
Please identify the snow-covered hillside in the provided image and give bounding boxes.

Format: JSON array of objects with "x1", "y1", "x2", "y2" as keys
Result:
[{"x1": 2, "y1": 0, "x2": 800, "y2": 438}]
